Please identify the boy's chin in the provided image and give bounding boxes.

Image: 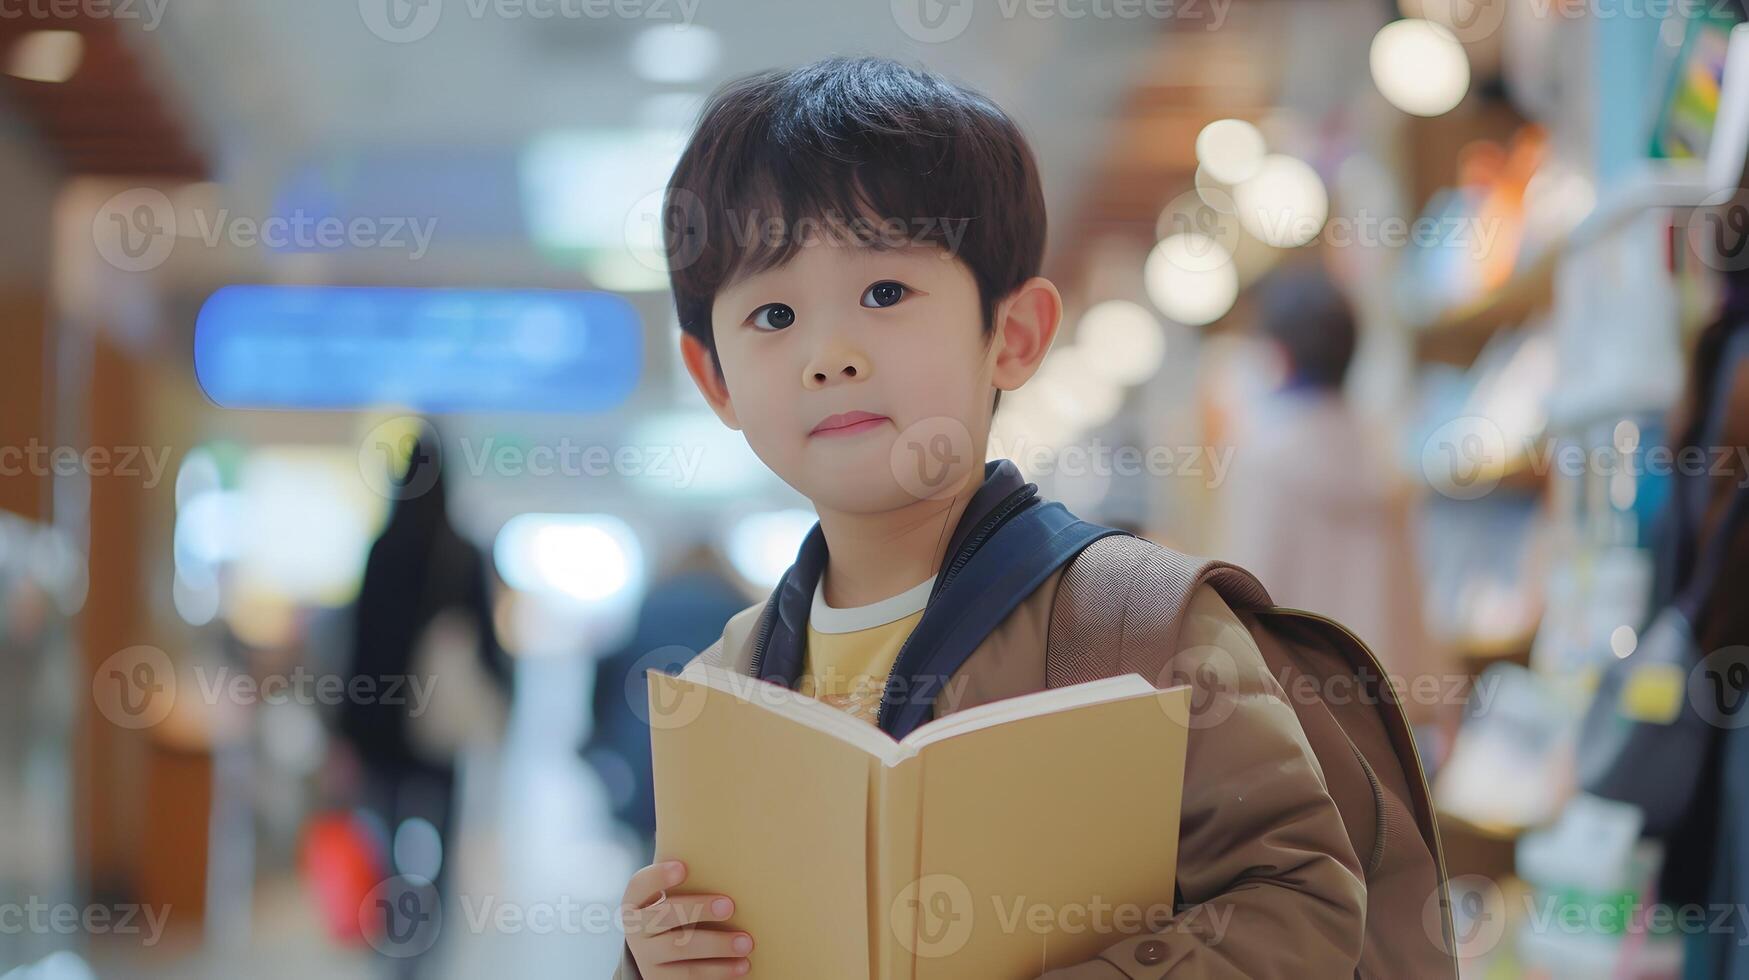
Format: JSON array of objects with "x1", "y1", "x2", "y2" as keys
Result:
[
  {"x1": 795, "y1": 471, "x2": 912, "y2": 516},
  {"x1": 792, "y1": 461, "x2": 983, "y2": 516}
]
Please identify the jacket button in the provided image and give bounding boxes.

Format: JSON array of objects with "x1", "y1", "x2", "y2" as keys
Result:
[{"x1": 1134, "y1": 939, "x2": 1167, "y2": 965}]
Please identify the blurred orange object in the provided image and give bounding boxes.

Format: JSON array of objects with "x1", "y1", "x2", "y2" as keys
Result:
[{"x1": 300, "y1": 811, "x2": 385, "y2": 946}]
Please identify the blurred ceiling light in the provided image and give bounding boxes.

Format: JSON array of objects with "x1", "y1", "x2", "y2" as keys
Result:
[
  {"x1": 522, "y1": 130, "x2": 686, "y2": 252},
  {"x1": 582, "y1": 248, "x2": 671, "y2": 292},
  {"x1": 175, "y1": 489, "x2": 243, "y2": 572},
  {"x1": 495, "y1": 513, "x2": 643, "y2": 604},
  {"x1": 726, "y1": 509, "x2": 816, "y2": 589},
  {"x1": 173, "y1": 572, "x2": 221, "y2": 627},
  {"x1": 630, "y1": 25, "x2": 721, "y2": 84},
  {"x1": 6, "y1": 30, "x2": 82, "y2": 83},
  {"x1": 1076, "y1": 300, "x2": 1166, "y2": 386},
  {"x1": 175, "y1": 447, "x2": 223, "y2": 510},
  {"x1": 1194, "y1": 119, "x2": 1266, "y2": 184},
  {"x1": 1234, "y1": 154, "x2": 1328, "y2": 248},
  {"x1": 1034, "y1": 347, "x2": 1123, "y2": 431},
  {"x1": 1145, "y1": 233, "x2": 1239, "y2": 326},
  {"x1": 236, "y1": 449, "x2": 376, "y2": 605},
  {"x1": 1370, "y1": 19, "x2": 1470, "y2": 117}
]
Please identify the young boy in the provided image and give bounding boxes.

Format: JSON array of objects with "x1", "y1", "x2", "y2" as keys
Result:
[{"x1": 616, "y1": 56, "x2": 1365, "y2": 979}]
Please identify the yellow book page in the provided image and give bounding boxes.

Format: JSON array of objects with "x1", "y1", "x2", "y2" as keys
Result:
[
  {"x1": 902, "y1": 686, "x2": 1189, "y2": 979},
  {"x1": 649, "y1": 669, "x2": 873, "y2": 979}
]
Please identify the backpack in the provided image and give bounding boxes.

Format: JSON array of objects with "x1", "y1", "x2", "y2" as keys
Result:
[
  {"x1": 1049, "y1": 533, "x2": 1457, "y2": 979},
  {"x1": 748, "y1": 484, "x2": 1457, "y2": 976}
]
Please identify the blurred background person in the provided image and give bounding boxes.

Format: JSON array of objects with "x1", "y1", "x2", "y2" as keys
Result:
[
  {"x1": 581, "y1": 542, "x2": 750, "y2": 861},
  {"x1": 1645, "y1": 292, "x2": 1749, "y2": 980},
  {"x1": 337, "y1": 432, "x2": 512, "y2": 975},
  {"x1": 1218, "y1": 259, "x2": 1451, "y2": 749}
]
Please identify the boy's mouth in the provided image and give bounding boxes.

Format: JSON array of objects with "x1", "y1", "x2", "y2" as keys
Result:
[{"x1": 809, "y1": 410, "x2": 891, "y2": 437}]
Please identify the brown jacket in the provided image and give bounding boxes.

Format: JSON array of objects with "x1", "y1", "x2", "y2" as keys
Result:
[{"x1": 617, "y1": 548, "x2": 1368, "y2": 977}]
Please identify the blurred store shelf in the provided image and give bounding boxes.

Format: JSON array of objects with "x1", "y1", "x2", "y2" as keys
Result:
[{"x1": 1411, "y1": 165, "x2": 1724, "y2": 368}]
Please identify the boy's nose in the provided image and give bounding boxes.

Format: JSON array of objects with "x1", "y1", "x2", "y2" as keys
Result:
[{"x1": 802, "y1": 347, "x2": 870, "y2": 389}]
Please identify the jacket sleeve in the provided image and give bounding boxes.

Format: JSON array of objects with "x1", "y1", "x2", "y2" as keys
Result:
[{"x1": 1037, "y1": 586, "x2": 1367, "y2": 980}]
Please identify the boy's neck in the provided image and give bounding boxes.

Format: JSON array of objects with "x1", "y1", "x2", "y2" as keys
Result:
[{"x1": 814, "y1": 473, "x2": 983, "y2": 609}]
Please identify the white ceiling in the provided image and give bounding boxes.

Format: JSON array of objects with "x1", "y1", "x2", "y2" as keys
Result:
[{"x1": 138, "y1": 0, "x2": 1162, "y2": 280}]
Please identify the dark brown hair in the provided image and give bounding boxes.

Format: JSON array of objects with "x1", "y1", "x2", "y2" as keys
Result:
[
  {"x1": 1252, "y1": 259, "x2": 1357, "y2": 390},
  {"x1": 663, "y1": 56, "x2": 1046, "y2": 386}
]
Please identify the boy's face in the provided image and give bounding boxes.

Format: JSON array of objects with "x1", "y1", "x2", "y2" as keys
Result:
[{"x1": 691, "y1": 242, "x2": 1010, "y2": 514}]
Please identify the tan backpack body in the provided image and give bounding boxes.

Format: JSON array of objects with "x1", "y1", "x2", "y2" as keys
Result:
[{"x1": 1049, "y1": 535, "x2": 1457, "y2": 979}]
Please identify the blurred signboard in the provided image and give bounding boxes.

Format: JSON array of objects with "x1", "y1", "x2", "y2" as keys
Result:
[{"x1": 194, "y1": 285, "x2": 641, "y2": 412}]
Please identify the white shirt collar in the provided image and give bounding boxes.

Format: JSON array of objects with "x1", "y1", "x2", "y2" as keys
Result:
[{"x1": 809, "y1": 572, "x2": 936, "y2": 634}]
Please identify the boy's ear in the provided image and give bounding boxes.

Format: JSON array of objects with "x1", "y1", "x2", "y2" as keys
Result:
[
  {"x1": 990, "y1": 276, "x2": 1063, "y2": 392},
  {"x1": 680, "y1": 332, "x2": 741, "y2": 431}
]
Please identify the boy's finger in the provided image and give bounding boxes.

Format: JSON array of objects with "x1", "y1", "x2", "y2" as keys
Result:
[
  {"x1": 622, "y1": 860, "x2": 687, "y2": 910},
  {"x1": 628, "y1": 894, "x2": 737, "y2": 936},
  {"x1": 662, "y1": 959, "x2": 750, "y2": 979},
  {"x1": 649, "y1": 926, "x2": 754, "y2": 963}
]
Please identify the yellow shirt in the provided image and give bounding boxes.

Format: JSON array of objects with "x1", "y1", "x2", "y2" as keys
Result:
[{"x1": 798, "y1": 572, "x2": 936, "y2": 724}]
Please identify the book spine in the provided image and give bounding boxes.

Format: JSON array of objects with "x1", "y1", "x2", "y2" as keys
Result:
[{"x1": 870, "y1": 759, "x2": 924, "y2": 980}]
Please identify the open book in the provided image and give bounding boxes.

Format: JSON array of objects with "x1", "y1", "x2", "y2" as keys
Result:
[{"x1": 647, "y1": 663, "x2": 1191, "y2": 979}]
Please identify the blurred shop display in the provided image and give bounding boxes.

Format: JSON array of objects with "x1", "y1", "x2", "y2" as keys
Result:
[{"x1": 1402, "y1": 7, "x2": 1749, "y2": 979}]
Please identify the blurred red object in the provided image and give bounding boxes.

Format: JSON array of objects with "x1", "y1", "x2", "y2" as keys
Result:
[{"x1": 300, "y1": 810, "x2": 385, "y2": 945}]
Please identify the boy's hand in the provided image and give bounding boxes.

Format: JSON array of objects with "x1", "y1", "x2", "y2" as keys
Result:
[{"x1": 621, "y1": 860, "x2": 753, "y2": 978}]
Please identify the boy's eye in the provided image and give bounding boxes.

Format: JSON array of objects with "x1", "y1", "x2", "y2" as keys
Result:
[
  {"x1": 861, "y1": 281, "x2": 907, "y2": 309},
  {"x1": 751, "y1": 303, "x2": 796, "y2": 331}
]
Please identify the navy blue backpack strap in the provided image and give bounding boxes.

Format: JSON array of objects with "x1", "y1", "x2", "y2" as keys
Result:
[{"x1": 878, "y1": 501, "x2": 1127, "y2": 740}]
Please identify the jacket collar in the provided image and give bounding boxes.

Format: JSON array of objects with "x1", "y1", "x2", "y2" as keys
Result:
[{"x1": 754, "y1": 458, "x2": 1031, "y2": 686}]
